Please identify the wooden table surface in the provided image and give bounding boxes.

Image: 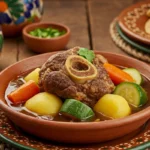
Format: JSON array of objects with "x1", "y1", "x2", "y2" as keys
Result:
[
  {"x1": 0, "y1": 0, "x2": 146, "y2": 149},
  {"x1": 0, "y1": 0, "x2": 143, "y2": 71}
]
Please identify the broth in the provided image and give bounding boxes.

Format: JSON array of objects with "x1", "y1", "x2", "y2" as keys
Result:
[{"x1": 5, "y1": 73, "x2": 150, "y2": 122}]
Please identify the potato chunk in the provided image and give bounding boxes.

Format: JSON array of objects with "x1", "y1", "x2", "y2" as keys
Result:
[
  {"x1": 24, "y1": 68, "x2": 40, "y2": 84},
  {"x1": 94, "y1": 94, "x2": 131, "y2": 119},
  {"x1": 25, "y1": 92, "x2": 62, "y2": 116}
]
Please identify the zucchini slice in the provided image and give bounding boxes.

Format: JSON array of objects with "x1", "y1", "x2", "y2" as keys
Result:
[
  {"x1": 60, "y1": 99, "x2": 95, "y2": 121},
  {"x1": 123, "y1": 68, "x2": 142, "y2": 85},
  {"x1": 114, "y1": 82, "x2": 148, "y2": 107}
]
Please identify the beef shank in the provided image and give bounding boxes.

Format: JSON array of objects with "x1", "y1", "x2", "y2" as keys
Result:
[{"x1": 39, "y1": 47, "x2": 115, "y2": 107}]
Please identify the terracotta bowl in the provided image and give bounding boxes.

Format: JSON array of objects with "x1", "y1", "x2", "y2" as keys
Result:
[
  {"x1": 118, "y1": 0, "x2": 150, "y2": 45},
  {"x1": 22, "y1": 22, "x2": 71, "y2": 53},
  {"x1": 0, "y1": 51, "x2": 150, "y2": 144}
]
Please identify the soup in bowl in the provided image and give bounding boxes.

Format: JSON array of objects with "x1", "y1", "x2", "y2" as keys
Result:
[{"x1": 0, "y1": 47, "x2": 150, "y2": 143}]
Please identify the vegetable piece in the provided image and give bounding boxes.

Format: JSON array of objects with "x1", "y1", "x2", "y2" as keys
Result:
[
  {"x1": 65, "y1": 55, "x2": 98, "y2": 83},
  {"x1": 24, "y1": 68, "x2": 40, "y2": 84},
  {"x1": 123, "y1": 68, "x2": 142, "y2": 85},
  {"x1": 25, "y1": 92, "x2": 62, "y2": 116},
  {"x1": 29, "y1": 31, "x2": 37, "y2": 36},
  {"x1": 94, "y1": 94, "x2": 131, "y2": 119},
  {"x1": 103, "y1": 63, "x2": 134, "y2": 85},
  {"x1": 29, "y1": 27, "x2": 66, "y2": 38},
  {"x1": 37, "y1": 28, "x2": 42, "y2": 37},
  {"x1": 7, "y1": 80, "x2": 40, "y2": 105},
  {"x1": 114, "y1": 82, "x2": 148, "y2": 107},
  {"x1": 60, "y1": 99, "x2": 95, "y2": 121},
  {"x1": 77, "y1": 48, "x2": 95, "y2": 62}
]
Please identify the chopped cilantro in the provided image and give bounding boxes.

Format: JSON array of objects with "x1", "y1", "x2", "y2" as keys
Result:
[{"x1": 77, "y1": 48, "x2": 95, "y2": 62}]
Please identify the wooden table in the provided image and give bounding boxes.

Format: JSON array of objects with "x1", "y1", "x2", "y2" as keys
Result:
[
  {"x1": 0, "y1": 0, "x2": 142, "y2": 71},
  {"x1": 0, "y1": 0, "x2": 145, "y2": 149}
]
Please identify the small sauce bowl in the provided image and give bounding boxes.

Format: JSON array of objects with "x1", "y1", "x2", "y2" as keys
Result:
[{"x1": 23, "y1": 22, "x2": 71, "y2": 53}]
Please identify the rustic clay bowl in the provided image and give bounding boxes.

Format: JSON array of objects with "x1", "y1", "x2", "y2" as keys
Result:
[
  {"x1": 118, "y1": 0, "x2": 150, "y2": 45},
  {"x1": 23, "y1": 22, "x2": 71, "y2": 53},
  {"x1": 0, "y1": 52, "x2": 150, "y2": 144}
]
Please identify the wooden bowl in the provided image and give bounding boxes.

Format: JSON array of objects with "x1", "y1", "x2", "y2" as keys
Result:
[
  {"x1": 23, "y1": 22, "x2": 71, "y2": 53},
  {"x1": 0, "y1": 51, "x2": 149, "y2": 144},
  {"x1": 118, "y1": 0, "x2": 150, "y2": 45}
]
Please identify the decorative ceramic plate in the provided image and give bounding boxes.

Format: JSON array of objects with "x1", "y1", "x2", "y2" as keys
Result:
[
  {"x1": 0, "y1": 110, "x2": 149, "y2": 150},
  {"x1": 116, "y1": 23, "x2": 150, "y2": 54},
  {"x1": 0, "y1": 0, "x2": 43, "y2": 37},
  {"x1": 118, "y1": 0, "x2": 150, "y2": 45},
  {"x1": 0, "y1": 0, "x2": 43, "y2": 25},
  {"x1": 110, "y1": 18, "x2": 150, "y2": 63}
]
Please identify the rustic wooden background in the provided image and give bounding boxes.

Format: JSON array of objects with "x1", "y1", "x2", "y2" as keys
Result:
[{"x1": 0, "y1": 0, "x2": 143, "y2": 70}]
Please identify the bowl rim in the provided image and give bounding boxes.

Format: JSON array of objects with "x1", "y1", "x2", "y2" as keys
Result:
[
  {"x1": 0, "y1": 51, "x2": 150, "y2": 129},
  {"x1": 22, "y1": 22, "x2": 71, "y2": 40}
]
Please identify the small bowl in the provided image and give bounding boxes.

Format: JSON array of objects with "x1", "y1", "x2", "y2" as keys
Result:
[
  {"x1": 0, "y1": 51, "x2": 149, "y2": 144},
  {"x1": 23, "y1": 22, "x2": 71, "y2": 53}
]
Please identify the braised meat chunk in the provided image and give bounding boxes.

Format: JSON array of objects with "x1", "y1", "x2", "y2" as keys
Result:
[{"x1": 39, "y1": 47, "x2": 115, "y2": 107}]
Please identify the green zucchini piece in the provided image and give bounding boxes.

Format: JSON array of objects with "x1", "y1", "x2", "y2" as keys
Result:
[
  {"x1": 123, "y1": 68, "x2": 142, "y2": 85},
  {"x1": 114, "y1": 82, "x2": 148, "y2": 107},
  {"x1": 60, "y1": 99, "x2": 95, "y2": 121}
]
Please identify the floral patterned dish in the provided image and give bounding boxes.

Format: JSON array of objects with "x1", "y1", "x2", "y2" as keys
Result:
[
  {"x1": 118, "y1": 0, "x2": 150, "y2": 45},
  {"x1": 0, "y1": 0, "x2": 43, "y2": 37},
  {"x1": 116, "y1": 23, "x2": 150, "y2": 54},
  {"x1": 0, "y1": 109, "x2": 149, "y2": 150}
]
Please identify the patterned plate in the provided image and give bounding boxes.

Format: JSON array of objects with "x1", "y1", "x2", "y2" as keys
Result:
[
  {"x1": 118, "y1": 0, "x2": 150, "y2": 45},
  {"x1": 0, "y1": 109, "x2": 150, "y2": 150},
  {"x1": 116, "y1": 23, "x2": 150, "y2": 54},
  {"x1": 0, "y1": 0, "x2": 43, "y2": 25},
  {"x1": 110, "y1": 18, "x2": 150, "y2": 63}
]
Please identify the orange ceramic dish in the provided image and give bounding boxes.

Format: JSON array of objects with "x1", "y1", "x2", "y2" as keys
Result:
[
  {"x1": 23, "y1": 22, "x2": 71, "y2": 53},
  {"x1": 0, "y1": 52, "x2": 149, "y2": 144},
  {"x1": 118, "y1": 0, "x2": 150, "y2": 45}
]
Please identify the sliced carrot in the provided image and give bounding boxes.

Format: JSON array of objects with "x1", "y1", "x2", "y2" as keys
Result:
[
  {"x1": 7, "y1": 80, "x2": 40, "y2": 105},
  {"x1": 103, "y1": 63, "x2": 134, "y2": 85}
]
